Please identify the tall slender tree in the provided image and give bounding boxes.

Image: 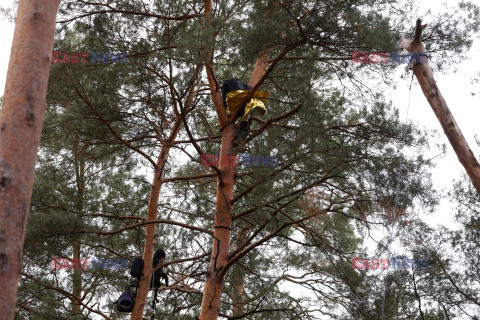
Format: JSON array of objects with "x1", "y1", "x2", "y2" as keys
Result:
[{"x1": 0, "y1": 1, "x2": 61, "y2": 318}]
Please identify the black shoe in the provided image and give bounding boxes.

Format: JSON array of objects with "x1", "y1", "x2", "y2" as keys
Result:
[{"x1": 233, "y1": 121, "x2": 250, "y2": 145}]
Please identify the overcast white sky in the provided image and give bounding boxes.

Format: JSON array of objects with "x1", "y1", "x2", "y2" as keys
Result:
[{"x1": 0, "y1": 0, "x2": 478, "y2": 238}]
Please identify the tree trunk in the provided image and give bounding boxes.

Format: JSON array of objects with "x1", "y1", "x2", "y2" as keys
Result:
[
  {"x1": 400, "y1": 19, "x2": 480, "y2": 196},
  {"x1": 129, "y1": 120, "x2": 183, "y2": 320},
  {"x1": 72, "y1": 239, "x2": 82, "y2": 317},
  {"x1": 199, "y1": 123, "x2": 237, "y2": 320},
  {"x1": 230, "y1": 54, "x2": 269, "y2": 318},
  {"x1": 231, "y1": 227, "x2": 247, "y2": 317},
  {"x1": 0, "y1": 1, "x2": 61, "y2": 318},
  {"x1": 199, "y1": 52, "x2": 269, "y2": 319},
  {"x1": 72, "y1": 153, "x2": 84, "y2": 317}
]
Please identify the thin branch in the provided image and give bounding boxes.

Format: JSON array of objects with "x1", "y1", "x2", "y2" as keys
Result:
[{"x1": 97, "y1": 219, "x2": 213, "y2": 236}]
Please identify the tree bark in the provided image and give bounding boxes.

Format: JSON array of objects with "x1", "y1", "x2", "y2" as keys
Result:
[
  {"x1": 231, "y1": 227, "x2": 247, "y2": 317},
  {"x1": 198, "y1": 122, "x2": 237, "y2": 319},
  {"x1": 199, "y1": 1, "x2": 233, "y2": 315},
  {"x1": 72, "y1": 239, "x2": 82, "y2": 317},
  {"x1": 72, "y1": 153, "x2": 85, "y2": 317},
  {"x1": 400, "y1": 19, "x2": 480, "y2": 196},
  {"x1": 248, "y1": 53, "x2": 270, "y2": 87},
  {"x1": 129, "y1": 120, "x2": 183, "y2": 319},
  {"x1": 0, "y1": 1, "x2": 61, "y2": 318}
]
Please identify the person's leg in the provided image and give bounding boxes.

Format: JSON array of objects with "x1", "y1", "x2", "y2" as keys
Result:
[{"x1": 233, "y1": 120, "x2": 251, "y2": 147}]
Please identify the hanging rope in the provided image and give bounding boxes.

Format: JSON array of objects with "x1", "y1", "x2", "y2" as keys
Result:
[{"x1": 380, "y1": 72, "x2": 415, "y2": 320}]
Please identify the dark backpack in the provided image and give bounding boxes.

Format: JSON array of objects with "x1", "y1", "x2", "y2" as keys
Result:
[
  {"x1": 115, "y1": 286, "x2": 136, "y2": 312},
  {"x1": 114, "y1": 257, "x2": 143, "y2": 313}
]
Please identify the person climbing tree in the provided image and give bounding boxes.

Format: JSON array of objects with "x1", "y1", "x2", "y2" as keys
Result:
[
  {"x1": 117, "y1": 249, "x2": 168, "y2": 315},
  {"x1": 220, "y1": 79, "x2": 268, "y2": 147},
  {"x1": 149, "y1": 249, "x2": 168, "y2": 319}
]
